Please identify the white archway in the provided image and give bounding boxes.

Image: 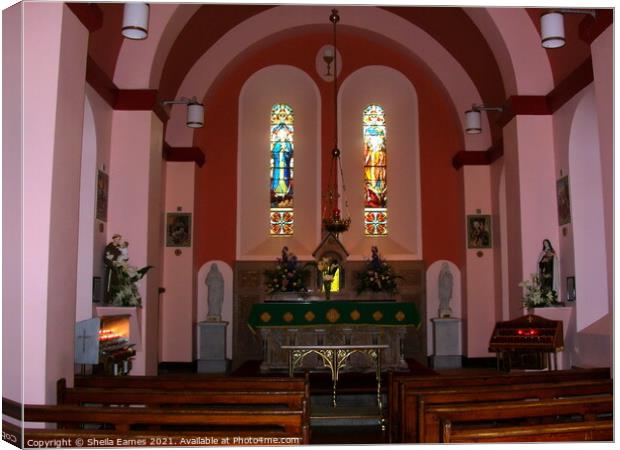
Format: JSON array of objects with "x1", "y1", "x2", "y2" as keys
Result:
[
  {"x1": 568, "y1": 87, "x2": 608, "y2": 331},
  {"x1": 338, "y1": 65, "x2": 422, "y2": 260},
  {"x1": 236, "y1": 65, "x2": 321, "y2": 260},
  {"x1": 75, "y1": 95, "x2": 98, "y2": 321}
]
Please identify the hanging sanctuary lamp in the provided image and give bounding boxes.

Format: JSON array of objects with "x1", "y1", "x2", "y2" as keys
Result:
[{"x1": 322, "y1": 9, "x2": 351, "y2": 237}]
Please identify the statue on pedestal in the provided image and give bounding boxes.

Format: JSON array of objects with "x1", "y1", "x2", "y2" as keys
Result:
[
  {"x1": 206, "y1": 263, "x2": 224, "y2": 321},
  {"x1": 438, "y1": 262, "x2": 453, "y2": 318}
]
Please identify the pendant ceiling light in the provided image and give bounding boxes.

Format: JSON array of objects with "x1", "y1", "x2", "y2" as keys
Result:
[
  {"x1": 322, "y1": 9, "x2": 351, "y2": 236},
  {"x1": 122, "y1": 3, "x2": 149, "y2": 40}
]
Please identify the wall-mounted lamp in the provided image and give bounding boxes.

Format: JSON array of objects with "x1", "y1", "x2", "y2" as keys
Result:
[
  {"x1": 540, "y1": 9, "x2": 596, "y2": 49},
  {"x1": 464, "y1": 104, "x2": 503, "y2": 134},
  {"x1": 162, "y1": 97, "x2": 204, "y2": 128},
  {"x1": 122, "y1": 3, "x2": 149, "y2": 40},
  {"x1": 323, "y1": 46, "x2": 335, "y2": 76}
]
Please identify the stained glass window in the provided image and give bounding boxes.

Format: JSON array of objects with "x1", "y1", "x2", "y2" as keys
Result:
[
  {"x1": 270, "y1": 104, "x2": 295, "y2": 235},
  {"x1": 363, "y1": 104, "x2": 388, "y2": 235}
]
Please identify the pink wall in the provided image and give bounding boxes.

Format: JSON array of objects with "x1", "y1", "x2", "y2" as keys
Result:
[
  {"x1": 108, "y1": 111, "x2": 164, "y2": 375},
  {"x1": 514, "y1": 116, "x2": 559, "y2": 294},
  {"x1": 590, "y1": 27, "x2": 613, "y2": 314},
  {"x1": 161, "y1": 162, "x2": 196, "y2": 362},
  {"x1": 463, "y1": 166, "x2": 498, "y2": 357},
  {"x1": 84, "y1": 86, "x2": 114, "y2": 298},
  {"x1": 2, "y1": 3, "x2": 24, "y2": 403},
  {"x1": 501, "y1": 121, "x2": 525, "y2": 317},
  {"x1": 22, "y1": 2, "x2": 88, "y2": 403}
]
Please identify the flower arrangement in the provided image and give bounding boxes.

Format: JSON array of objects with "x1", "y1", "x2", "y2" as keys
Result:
[
  {"x1": 104, "y1": 237, "x2": 152, "y2": 307},
  {"x1": 356, "y1": 246, "x2": 400, "y2": 295},
  {"x1": 264, "y1": 246, "x2": 309, "y2": 294},
  {"x1": 519, "y1": 273, "x2": 559, "y2": 309}
]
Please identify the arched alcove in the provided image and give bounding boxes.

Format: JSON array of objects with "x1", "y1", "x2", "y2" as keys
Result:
[
  {"x1": 75, "y1": 95, "x2": 97, "y2": 321},
  {"x1": 425, "y1": 260, "x2": 461, "y2": 356},
  {"x1": 568, "y1": 88, "x2": 608, "y2": 331},
  {"x1": 339, "y1": 65, "x2": 421, "y2": 260},
  {"x1": 237, "y1": 65, "x2": 321, "y2": 260},
  {"x1": 196, "y1": 260, "x2": 234, "y2": 359}
]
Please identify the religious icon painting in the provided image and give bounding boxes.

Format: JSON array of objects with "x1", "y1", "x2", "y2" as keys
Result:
[
  {"x1": 556, "y1": 175, "x2": 571, "y2": 226},
  {"x1": 96, "y1": 170, "x2": 109, "y2": 222},
  {"x1": 166, "y1": 212, "x2": 192, "y2": 247},
  {"x1": 467, "y1": 214, "x2": 492, "y2": 249}
]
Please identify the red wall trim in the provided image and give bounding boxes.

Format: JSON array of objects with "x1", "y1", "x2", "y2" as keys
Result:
[
  {"x1": 452, "y1": 140, "x2": 503, "y2": 169},
  {"x1": 579, "y1": 9, "x2": 613, "y2": 45},
  {"x1": 86, "y1": 56, "x2": 118, "y2": 107},
  {"x1": 66, "y1": 3, "x2": 103, "y2": 32},
  {"x1": 455, "y1": 56, "x2": 594, "y2": 169},
  {"x1": 85, "y1": 57, "x2": 169, "y2": 123},
  {"x1": 547, "y1": 57, "x2": 594, "y2": 113},
  {"x1": 163, "y1": 143, "x2": 205, "y2": 167}
]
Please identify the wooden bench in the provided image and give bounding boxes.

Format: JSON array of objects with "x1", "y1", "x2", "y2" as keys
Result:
[
  {"x1": 59, "y1": 380, "x2": 306, "y2": 410},
  {"x1": 442, "y1": 419, "x2": 613, "y2": 443},
  {"x1": 2, "y1": 421, "x2": 304, "y2": 447},
  {"x1": 3, "y1": 398, "x2": 309, "y2": 445},
  {"x1": 387, "y1": 367, "x2": 610, "y2": 442},
  {"x1": 413, "y1": 379, "x2": 613, "y2": 442},
  {"x1": 73, "y1": 374, "x2": 308, "y2": 395},
  {"x1": 422, "y1": 394, "x2": 613, "y2": 443}
]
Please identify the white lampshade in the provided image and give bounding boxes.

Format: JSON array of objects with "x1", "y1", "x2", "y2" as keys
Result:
[
  {"x1": 465, "y1": 109, "x2": 481, "y2": 134},
  {"x1": 122, "y1": 3, "x2": 149, "y2": 40},
  {"x1": 323, "y1": 46, "x2": 334, "y2": 59},
  {"x1": 540, "y1": 12, "x2": 565, "y2": 49},
  {"x1": 186, "y1": 103, "x2": 204, "y2": 128}
]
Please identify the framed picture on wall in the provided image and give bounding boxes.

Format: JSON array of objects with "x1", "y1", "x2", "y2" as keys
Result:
[
  {"x1": 166, "y1": 212, "x2": 192, "y2": 247},
  {"x1": 467, "y1": 214, "x2": 492, "y2": 249},
  {"x1": 556, "y1": 175, "x2": 571, "y2": 226},
  {"x1": 96, "y1": 170, "x2": 109, "y2": 222}
]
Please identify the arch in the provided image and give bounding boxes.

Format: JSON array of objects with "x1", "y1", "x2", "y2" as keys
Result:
[
  {"x1": 75, "y1": 95, "x2": 97, "y2": 322},
  {"x1": 114, "y1": 4, "x2": 200, "y2": 88},
  {"x1": 165, "y1": 5, "x2": 491, "y2": 151},
  {"x1": 196, "y1": 260, "x2": 234, "y2": 359},
  {"x1": 237, "y1": 65, "x2": 321, "y2": 260},
  {"x1": 464, "y1": 8, "x2": 554, "y2": 96},
  {"x1": 425, "y1": 260, "x2": 462, "y2": 356},
  {"x1": 568, "y1": 88, "x2": 608, "y2": 331},
  {"x1": 339, "y1": 65, "x2": 421, "y2": 260}
]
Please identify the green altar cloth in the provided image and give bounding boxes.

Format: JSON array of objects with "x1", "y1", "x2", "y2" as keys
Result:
[{"x1": 248, "y1": 301, "x2": 420, "y2": 331}]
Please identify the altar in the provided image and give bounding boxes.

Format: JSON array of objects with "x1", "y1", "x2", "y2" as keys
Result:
[{"x1": 248, "y1": 300, "x2": 420, "y2": 372}]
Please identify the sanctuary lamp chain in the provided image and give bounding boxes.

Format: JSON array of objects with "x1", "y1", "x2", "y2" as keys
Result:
[{"x1": 322, "y1": 8, "x2": 351, "y2": 236}]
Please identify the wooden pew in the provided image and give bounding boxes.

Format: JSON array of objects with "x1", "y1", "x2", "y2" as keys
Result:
[
  {"x1": 387, "y1": 367, "x2": 610, "y2": 442},
  {"x1": 73, "y1": 374, "x2": 308, "y2": 394},
  {"x1": 412, "y1": 379, "x2": 612, "y2": 442},
  {"x1": 422, "y1": 394, "x2": 613, "y2": 443},
  {"x1": 442, "y1": 419, "x2": 613, "y2": 443},
  {"x1": 59, "y1": 383, "x2": 306, "y2": 410},
  {"x1": 3, "y1": 398, "x2": 309, "y2": 445},
  {"x1": 3, "y1": 420, "x2": 303, "y2": 447}
]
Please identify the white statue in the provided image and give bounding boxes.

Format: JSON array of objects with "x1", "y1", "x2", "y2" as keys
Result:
[
  {"x1": 438, "y1": 262, "x2": 453, "y2": 318},
  {"x1": 206, "y1": 264, "x2": 224, "y2": 321}
]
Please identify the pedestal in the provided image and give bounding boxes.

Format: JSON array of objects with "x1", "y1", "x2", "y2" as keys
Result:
[
  {"x1": 529, "y1": 306, "x2": 575, "y2": 370},
  {"x1": 197, "y1": 321, "x2": 230, "y2": 374},
  {"x1": 431, "y1": 317, "x2": 462, "y2": 369}
]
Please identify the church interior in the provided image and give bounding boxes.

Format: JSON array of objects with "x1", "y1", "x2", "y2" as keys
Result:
[{"x1": 2, "y1": 1, "x2": 615, "y2": 446}]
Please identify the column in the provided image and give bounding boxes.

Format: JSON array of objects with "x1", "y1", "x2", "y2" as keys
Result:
[
  {"x1": 108, "y1": 111, "x2": 164, "y2": 375},
  {"x1": 22, "y1": 2, "x2": 89, "y2": 404}
]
